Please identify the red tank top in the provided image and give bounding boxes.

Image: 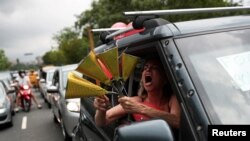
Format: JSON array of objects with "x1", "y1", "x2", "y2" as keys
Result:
[{"x1": 132, "y1": 101, "x2": 161, "y2": 121}]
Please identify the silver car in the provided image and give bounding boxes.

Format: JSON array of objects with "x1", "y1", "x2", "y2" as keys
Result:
[
  {"x1": 48, "y1": 64, "x2": 80, "y2": 141},
  {"x1": 39, "y1": 67, "x2": 57, "y2": 108},
  {"x1": 0, "y1": 80, "x2": 15, "y2": 127}
]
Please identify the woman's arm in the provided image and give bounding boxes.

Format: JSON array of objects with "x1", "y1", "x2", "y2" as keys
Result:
[
  {"x1": 140, "y1": 95, "x2": 180, "y2": 128},
  {"x1": 119, "y1": 95, "x2": 180, "y2": 128},
  {"x1": 94, "y1": 95, "x2": 127, "y2": 126}
]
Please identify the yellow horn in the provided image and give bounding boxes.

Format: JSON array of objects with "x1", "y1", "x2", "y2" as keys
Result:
[
  {"x1": 65, "y1": 72, "x2": 108, "y2": 99},
  {"x1": 97, "y1": 47, "x2": 119, "y2": 80},
  {"x1": 76, "y1": 51, "x2": 110, "y2": 85},
  {"x1": 121, "y1": 53, "x2": 139, "y2": 81}
]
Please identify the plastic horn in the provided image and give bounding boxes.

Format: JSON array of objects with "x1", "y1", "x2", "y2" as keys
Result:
[
  {"x1": 97, "y1": 47, "x2": 119, "y2": 80},
  {"x1": 121, "y1": 53, "x2": 139, "y2": 81},
  {"x1": 76, "y1": 51, "x2": 111, "y2": 85},
  {"x1": 65, "y1": 72, "x2": 108, "y2": 99}
]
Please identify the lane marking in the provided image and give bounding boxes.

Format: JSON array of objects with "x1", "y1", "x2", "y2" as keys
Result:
[{"x1": 21, "y1": 116, "x2": 27, "y2": 130}]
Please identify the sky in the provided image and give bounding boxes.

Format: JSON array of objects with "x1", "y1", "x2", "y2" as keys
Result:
[{"x1": 0, "y1": 0, "x2": 93, "y2": 63}]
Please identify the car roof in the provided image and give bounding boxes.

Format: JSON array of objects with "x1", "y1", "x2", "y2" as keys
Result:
[
  {"x1": 59, "y1": 64, "x2": 78, "y2": 72},
  {"x1": 173, "y1": 15, "x2": 250, "y2": 35},
  {"x1": 113, "y1": 15, "x2": 250, "y2": 52},
  {"x1": 42, "y1": 65, "x2": 57, "y2": 72}
]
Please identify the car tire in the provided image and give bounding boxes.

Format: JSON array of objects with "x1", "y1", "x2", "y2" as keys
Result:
[
  {"x1": 48, "y1": 103, "x2": 51, "y2": 109},
  {"x1": 8, "y1": 120, "x2": 13, "y2": 127},
  {"x1": 53, "y1": 114, "x2": 59, "y2": 123},
  {"x1": 72, "y1": 128, "x2": 86, "y2": 141},
  {"x1": 11, "y1": 110, "x2": 15, "y2": 116},
  {"x1": 7, "y1": 115, "x2": 13, "y2": 127}
]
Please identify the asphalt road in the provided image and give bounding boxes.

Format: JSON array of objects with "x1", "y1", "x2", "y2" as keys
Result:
[{"x1": 0, "y1": 89, "x2": 64, "y2": 141}]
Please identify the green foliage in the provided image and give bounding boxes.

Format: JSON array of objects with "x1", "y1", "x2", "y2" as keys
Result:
[
  {"x1": 42, "y1": 50, "x2": 67, "y2": 66},
  {"x1": 60, "y1": 37, "x2": 88, "y2": 64},
  {"x1": 9, "y1": 63, "x2": 38, "y2": 71},
  {"x1": 0, "y1": 49, "x2": 11, "y2": 70},
  {"x1": 42, "y1": 27, "x2": 89, "y2": 66},
  {"x1": 53, "y1": 27, "x2": 79, "y2": 47}
]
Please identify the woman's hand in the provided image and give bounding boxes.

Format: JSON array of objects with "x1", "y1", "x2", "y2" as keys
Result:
[
  {"x1": 118, "y1": 96, "x2": 145, "y2": 114},
  {"x1": 94, "y1": 95, "x2": 110, "y2": 111}
]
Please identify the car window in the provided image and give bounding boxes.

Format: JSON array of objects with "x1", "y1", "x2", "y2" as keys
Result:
[
  {"x1": 47, "y1": 71, "x2": 54, "y2": 82},
  {"x1": 52, "y1": 71, "x2": 59, "y2": 87},
  {"x1": 175, "y1": 28, "x2": 250, "y2": 124}
]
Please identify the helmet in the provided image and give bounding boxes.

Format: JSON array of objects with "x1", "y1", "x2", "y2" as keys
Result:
[{"x1": 18, "y1": 70, "x2": 25, "y2": 76}]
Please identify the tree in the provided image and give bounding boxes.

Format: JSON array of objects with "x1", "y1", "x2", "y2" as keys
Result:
[
  {"x1": 53, "y1": 27, "x2": 88, "y2": 64},
  {"x1": 0, "y1": 49, "x2": 11, "y2": 70},
  {"x1": 59, "y1": 37, "x2": 88, "y2": 64},
  {"x1": 42, "y1": 50, "x2": 67, "y2": 66},
  {"x1": 53, "y1": 27, "x2": 79, "y2": 48}
]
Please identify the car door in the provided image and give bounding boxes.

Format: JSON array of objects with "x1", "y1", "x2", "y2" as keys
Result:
[
  {"x1": 75, "y1": 96, "x2": 116, "y2": 141},
  {"x1": 51, "y1": 69, "x2": 61, "y2": 122}
]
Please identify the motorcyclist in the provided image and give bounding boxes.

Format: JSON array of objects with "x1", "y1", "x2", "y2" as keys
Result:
[
  {"x1": 28, "y1": 69, "x2": 39, "y2": 90},
  {"x1": 14, "y1": 70, "x2": 42, "y2": 112}
]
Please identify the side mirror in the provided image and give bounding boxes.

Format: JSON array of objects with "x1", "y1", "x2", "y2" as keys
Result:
[
  {"x1": 114, "y1": 119, "x2": 174, "y2": 141},
  {"x1": 40, "y1": 79, "x2": 46, "y2": 83},
  {"x1": 47, "y1": 86, "x2": 58, "y2": 93}
]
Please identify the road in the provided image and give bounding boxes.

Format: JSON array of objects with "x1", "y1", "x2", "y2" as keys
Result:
[{"x1": 0, "y1": 89, "x2": 64, "y2": 141}]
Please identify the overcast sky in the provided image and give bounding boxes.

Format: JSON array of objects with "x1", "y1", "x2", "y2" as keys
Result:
[{"x1": 0, "y1": 0, "x2": 92, "y2": 63}]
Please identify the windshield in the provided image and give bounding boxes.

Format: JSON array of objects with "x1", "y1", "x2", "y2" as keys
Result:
[{"x1": 175, "y1": 28, "x2": 250, "y2": 124}]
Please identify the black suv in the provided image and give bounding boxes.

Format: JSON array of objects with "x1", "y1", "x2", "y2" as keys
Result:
[{"x1": 73, "y1": 7, "x2": 250, "y2": 141}]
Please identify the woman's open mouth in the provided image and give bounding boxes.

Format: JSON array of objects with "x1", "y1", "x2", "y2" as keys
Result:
[{"x1": 144, "y1": 75, "x2": 152, "y2": 86}]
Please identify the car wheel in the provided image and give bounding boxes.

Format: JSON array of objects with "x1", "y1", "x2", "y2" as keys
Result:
[
  {"x1": 53, "y1": 114, "x2": 59, "y2": 123},
  {"x1": 60, "y1": 117, "x2": 72, "y2": 141},
  {"x1": 44, "y1": 98, "x2": 48, "y2": 103},
  {"x1": 8, "y1": 120, "x2": 13, "y2": 127},
  {"x1": 48, "y1": 103, "x2": 51, "y2": 109},
  {"x1": 11, "y1": 109, "x2": 15, "y2": 116},
  {"x1": 7, "y1": 114, "x2": 13, "y2": 127},
  {"x1": 72, "y1": 127, "x2": 86, "y2": 141}
]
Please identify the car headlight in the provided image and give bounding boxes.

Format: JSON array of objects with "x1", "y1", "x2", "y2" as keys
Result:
[
  {"x1": 0, "y1": 97, "x2": 8, "y2": 109},
  {"x1": 66, "y1": 102, "x2": 80, "y2": 112}
]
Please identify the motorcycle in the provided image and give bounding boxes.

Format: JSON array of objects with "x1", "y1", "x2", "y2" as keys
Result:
[{"x1": 19, "y1": 85, "x2": 32, "y2": 112}]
